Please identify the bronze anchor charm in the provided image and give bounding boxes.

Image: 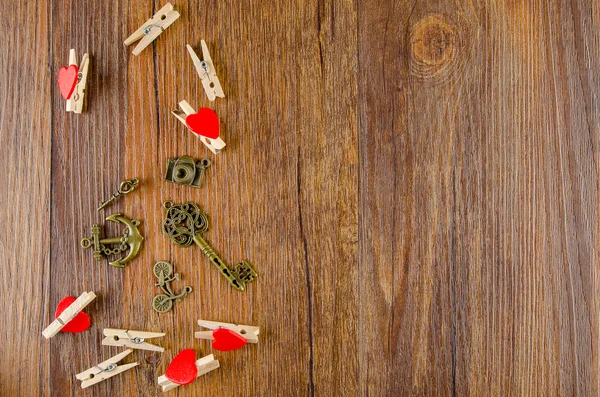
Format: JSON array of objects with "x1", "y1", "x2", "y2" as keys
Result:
[{"x1": 81, "y1": 213, "x2": 144, "y2": 268}]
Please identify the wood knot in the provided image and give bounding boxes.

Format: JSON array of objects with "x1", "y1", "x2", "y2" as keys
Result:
[
  {"x1": 409, "y1": 14, "x2": 458, "y2": 80},
  {"x1": 145, "y1": 351, "x2": 160, "y2": 364}
]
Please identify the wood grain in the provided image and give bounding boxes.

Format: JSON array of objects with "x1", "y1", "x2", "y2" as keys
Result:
[
  {"x1": 359, "y1": 0, "x2": 599, "y2": 395},
  {"x1": 0, "y1": 0, "x2": 51, "y2": 396},
  {"x1": 1, "y1": 0, "x2": 598, "y2": 396}
]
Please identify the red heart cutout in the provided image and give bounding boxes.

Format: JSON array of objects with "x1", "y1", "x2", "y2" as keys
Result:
[
  {"x1": 58, "y1": 65, "x2": 79, "y2": 100},
  {"x1": 166, "y1": 349, "x2": 198, "y2": 385},
  {"x1": 54, "y1": 296, "x2": 91, "y2": 333},
  {"x1": 185, "y1": 108, "x2": 220, "y2": 139},
  {"x1": 212, "y1": 328, "x2": 248, "y2": 352}
]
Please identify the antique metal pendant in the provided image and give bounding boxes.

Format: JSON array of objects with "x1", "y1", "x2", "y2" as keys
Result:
[
  {"x1": 161, "y1": 200, "x2": 257, "y2": 291},
  {"x1": 164, "y1": 156, "x2": 210, "y2": 188},
  {"x1": 152, "y1": 261, "x2": 192, "y2": 313},
  {"x1": 98, "y1": 177, "x2": 140, "y2": 211},
  {"x1": 81, "y1": 213, "x2": 144, "y2": 268}
]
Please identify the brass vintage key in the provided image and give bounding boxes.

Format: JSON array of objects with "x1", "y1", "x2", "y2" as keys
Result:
[
  {"x1": 97, "y1": 177, "x2": 139, "y2": 211},
  {"x1": 161, "y1": 200, "x2": 257, "y2": 291}
]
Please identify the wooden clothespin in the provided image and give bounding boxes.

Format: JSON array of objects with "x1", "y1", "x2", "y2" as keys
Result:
[
  {"x1": 76, "y1": 349, "x2": 139, "y2": 389},
  {"x1": 187, "y1": 40, "x2": 225, "y2": 101},
  {"x1": 102, "y1": 328, "x2": 166, "y2": 352},
  {"x1": 42, "y1": 291, "x2": 96, "y2": 339},
  {"x1": 158, "y1": 350, "x2": 219, "y2": 392},
  {"x1": 124, "y1": 3, "x2": 180, "y2": 55},
  {"x1": 57, "y1": 49, "x2": 89, "y2": 113},
  {"x1": 195, "y1": 320, "x2": 260, "y2": 351},
  {"x1": 172, "y1": 101, "x2": 226, "y2": 154}
]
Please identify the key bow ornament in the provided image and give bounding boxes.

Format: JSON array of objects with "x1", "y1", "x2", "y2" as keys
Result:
[
  {"x1": 81, "y1": 213, "x2": 144, "y2": 268},
  {"x1": 162, "y1": 201, "x2": 257, "y2": 291}
]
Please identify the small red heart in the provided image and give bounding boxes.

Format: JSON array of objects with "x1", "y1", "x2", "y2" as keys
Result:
[
  {"x1": 54, "y1": 296, "x2": 91, "y2": 333},
  {"x1": 185, "y1": 108, "x2": 220, "y2": 139},
  {"x1": 58, "y1": 65, "x2": 79, "y2": 100},
  {"x1": 165, "y1": 349, "x2": 198, "y2": 385},
  {"x1": 212, "y1": 328, "x2": 248, "y2": 352}
]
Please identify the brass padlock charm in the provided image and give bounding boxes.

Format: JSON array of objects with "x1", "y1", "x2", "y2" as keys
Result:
[{"x1": 81, "y1": 213, "x2": 144, "y2": 268}]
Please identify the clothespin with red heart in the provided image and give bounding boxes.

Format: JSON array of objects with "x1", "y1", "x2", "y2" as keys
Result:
[
  {"x1": 194, "y1": 319, "x2": 260, "y2": 352},
  {"x1": 57, "y1": 49, "x2": 89, "y2": 114},
  {"x1": 157, "y1": 349, "x2": 219, "y2": 392},
  {"x1": 42, "y1": 291, "x2": 96, "y2": 339},
  {"x1": 172, "y1": 100, "x2": 226, "y2": 154}
]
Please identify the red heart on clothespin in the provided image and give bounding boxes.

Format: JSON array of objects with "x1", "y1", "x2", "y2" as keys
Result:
[
  {"x1": 57, "y1": 65, "x2": 79, "y2": 100},
  {"x1": 185, "y1": 108, "x2": 220, "y2": 139},
  {"x1": 211, "y1": 328, "x2": 248, "y2": 351},
  {"x1": 54, "y1": 296, "x2": 91, "y2": 333},
  {"x1": 165, "y1": 349, "x2": 198, "y2": 385}
]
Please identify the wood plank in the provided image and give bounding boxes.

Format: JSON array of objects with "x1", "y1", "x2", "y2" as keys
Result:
[
  {"x1": 2, "y1": 0, "x2": 362, "y2": 395},
  {"x1": 358, "y1": 0, "x2": 600, "y2": 395},
  {"x1": 49, "y1": 0, "x2": 129, "y2": 394},
  {"x1": 122, "y1": 0, "x2": 358, "y2": 395},
  {"x1": 359, "y1": 1, "x2": 464, "y2": 394},
  {"x1": 0, "y1": 0, "x2": 51, "y2": 396},
  {"x1": 0, "y1": 0, "x2": 52, "y2": 396},
  {"x1": 2, "y1": 0, "x2": 599, "y2": 395},
  {"x1": 292, "y1": 1, "x2": 359, "y2": 395}
]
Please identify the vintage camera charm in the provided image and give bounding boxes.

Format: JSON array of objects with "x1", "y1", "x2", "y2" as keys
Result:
[{"x1": 165, "y1": 155, "x2": 211, "y2": 188}]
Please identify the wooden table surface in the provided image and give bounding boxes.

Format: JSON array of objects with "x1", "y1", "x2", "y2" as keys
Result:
[{"x1": 1, "y1": 0, "x2": 599, "y2": 396}]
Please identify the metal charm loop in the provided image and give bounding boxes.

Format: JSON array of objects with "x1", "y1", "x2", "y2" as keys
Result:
[
  {"x1": 97, "y1": 363, "x2": 117, "y2": 373},
  {"x1": 125, "y1": 331, "x2": 145, "y2": 344},
  {"x1": 143, "y1": 24, "x2": 164, "y2": 35}
]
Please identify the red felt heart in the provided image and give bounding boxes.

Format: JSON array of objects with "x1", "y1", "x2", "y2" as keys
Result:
[
  {"x1": 212, "y1": 328, "x2": 248, "y2": 352},
  {"x1": 54, "y1": 296, "x2": 91, "y2": 333},
  {"x1": 185, "y1": 108, "x2": 220, "y2": 139},
  {"x1": 165, "y1": 349, "x2": 198, "y2": 385},
  {"x1": 58, "y1": 65, "x2": 79, "y2": 100}
]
